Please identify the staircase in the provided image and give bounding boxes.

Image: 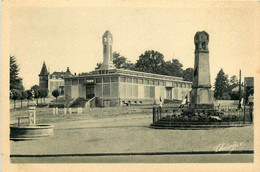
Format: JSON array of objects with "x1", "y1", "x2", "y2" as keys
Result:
[{"x1": 66, "y1": 97, "x2": 88, "y2": 108}]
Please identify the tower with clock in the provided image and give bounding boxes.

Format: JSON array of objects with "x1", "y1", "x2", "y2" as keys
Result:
[
  {"x1": 190, "y1": 31, "x2": 214, "y2": 109},
  {"x1": 38, "y1": 61, "x2": 49, "y2": 90},
  {"x1": 99, "y1": 30, "x2": 115, "y2": 70}
]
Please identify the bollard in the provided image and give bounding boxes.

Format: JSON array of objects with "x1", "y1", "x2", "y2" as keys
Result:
[
  {"x1": 56, "y1": 107, "x2": 59, "y2": 115},
  {"x1": 64, "y1": 108, "x2": 67, "y2": 114},
  {"x1": 69, "y1": 108, "x2": 72, "y2": 114},
  {"x1": 77, "y1": 107, "x2": 80, "y2": 114},
  {"x1": 53, "y1": 108, "x2": 55, "y2": 115}
]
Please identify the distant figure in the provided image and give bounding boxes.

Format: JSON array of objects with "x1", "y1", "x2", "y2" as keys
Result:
[
  {"x1": 237, "y1": 97, "x2": 244, "y2": 110},
  {"x1": 248, "y1": 94, "x2": 254, "y2": 107},
  {"x1": 179, "y1": 95, "x2": 187, "y2": 108},
  {"x1": 248, "y1": 94, "x2": 254, "y2": 122},
  {"x1": 159, "y1": 97, "x2": 163, "y2": 108}
]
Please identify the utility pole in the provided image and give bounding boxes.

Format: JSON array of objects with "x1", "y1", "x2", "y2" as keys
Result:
[
  {"x1": 243, "y1": 82, "x2": 247, "y2": 124},
  {"x1": 239, "y1": 69, "x2": 241, "y2": 106}
]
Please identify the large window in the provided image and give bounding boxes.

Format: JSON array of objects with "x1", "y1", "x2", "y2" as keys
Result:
[
  {"x1": 79, "y1": 79, "x2": 84, "y2": 84},
  {"x1": 65, "y1": 80, "x2": 71, "y2": 85},
  {"x1": 127, "y1": 77, "x2": 132, "y2": 83},
  {"x1": 96, "y1": 78, "x2": 102, "y2": 83},
  {"x1": 72, "y1": 79, "x2": 78, "y2": 85},
  {"x1": 103, "y1": 77, "x2": 110, "y2": 83},
  {"x1": 111, "y1": 77, "x2": 118, "y2": 82},
  {"x1": 120, "y1": 77, "x2": 126, "y2": 82}
]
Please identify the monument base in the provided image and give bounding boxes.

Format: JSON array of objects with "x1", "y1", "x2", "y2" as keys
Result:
[{"x1": 190, "y1": 88, "x2": 214, "y2": 110}]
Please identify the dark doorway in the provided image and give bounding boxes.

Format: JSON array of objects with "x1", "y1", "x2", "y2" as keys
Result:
[{"x1": 86, "y1": 85, "x2": 95, "y2": 99}]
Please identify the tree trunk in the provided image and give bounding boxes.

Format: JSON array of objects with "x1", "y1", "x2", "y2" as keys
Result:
[
  {"x1": 56, "y1": 97, "x2": 57, "y2": 102},
  {"x1": 21, "y1": 99, "x2": 23, "y2": 108},
  {"x1": 14, "y1": 100, "x2": 16, "y2": 109},
  {"x1": 44, "y1": 98, "x2": 45, "y2": 103}
]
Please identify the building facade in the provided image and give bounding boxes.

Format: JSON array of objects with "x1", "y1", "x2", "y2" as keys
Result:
[
  {"x1": 39, "y1": 62, "x2": 73, "y2": 95},
  {"x1": 64, "y1": 30, "x2": 192, "y2": 107},
  {"x1": 48, "y1": 67, "x2": 73, "y2": 95}
]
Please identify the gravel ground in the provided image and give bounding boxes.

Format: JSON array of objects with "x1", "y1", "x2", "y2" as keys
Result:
[{"x1": 10, "y1": 107, "x2": 253, "y2": 162}]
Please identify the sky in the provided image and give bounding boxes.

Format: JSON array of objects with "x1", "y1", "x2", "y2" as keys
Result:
[{"x1": 8, "y1": 2, "x2": 260, "y2": 89}]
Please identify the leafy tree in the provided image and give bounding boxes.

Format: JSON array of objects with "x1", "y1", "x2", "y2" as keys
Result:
[
  {"x1": 113, "y1": 52, "x2": 135, "y2": 69},
  {"x1": 31, "y1": 85, "x2": 40, "y2": 104},
  {"x1": 11, "y1": 89, "x2": 22, "y2": 109},
  {"x1": 230, "y1": 75, "x2": 238, "y2": 85},
  {"x1": 20, "y1": 90, "x2": 28, "y2": 108},
  {"x1": 42, "y1": 89, "x2": 49, "y2": 103},
  {"x1": 163, "y1": 59, "x2": 184, "y2": 77},
  {"x1": 95, "y1": 62, "x2": 102, "y2": 70},
  {"x1": 10, "y1": 55, "x2": 23, "y2": 90},
  {"x1": 135, "y1": 50, "x2": 165, "y2": 74},
  {"x1": 214, "y1": 69, "x2": 230, "y2": 100},
  {"x1": 95, "y1": 52, "x2": 134, "y2": 70},
  {"x1": 26, "y1": 90, "x2": 33, "y2": 103},
  {"x1": 183, "y1": 67, "x2": 194, "y2": 82},
  {"x1": 52, "y1": 89, "x2": 60, "y2": 102}
]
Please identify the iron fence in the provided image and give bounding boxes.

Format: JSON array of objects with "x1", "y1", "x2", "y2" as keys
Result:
[{"x1": 152, "y1": 106, "x2": 253, "y2": 125}]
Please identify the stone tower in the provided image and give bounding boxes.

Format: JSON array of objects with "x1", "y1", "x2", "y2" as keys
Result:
[
  {"x1": 99, "y1": 30, "x2": 115, "y2": 70},
  {"x1": 190, "y1": 31, "x2": 214, "y2": 109},
  {"x1": 39, "y1": 61, "x2": 49, "y2": 90}
]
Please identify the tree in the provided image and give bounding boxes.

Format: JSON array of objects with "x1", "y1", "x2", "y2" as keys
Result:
[
  {"x1": 214, "y1": 69, "x2": 229, "y2": 100},
  {"x1": 95, "y1": 52, "x2": 134, "y2": 70},
  {"x1": 230, "y1": 75, "x2": 238, "y2": 85},
  {"x1": 52, "y1": 89, "x2": 60, "y2": 102},
  {"x1": 38, "y1": 89, "x2": 44, "y2": 104},
  {"x1": 95, "y1": 62, "x2": 102, "y2": 70},
  {"x1": 31, "y1": 85, "x2": 40, "y2": 104},
  {"x1": 20, "y1": 91, "x2": 28, "y2": 108},
  {"x1": 113, "y1": 52, "x2": 135, "y2": 69},
  {"x1": 42, "y1": 89, "x2": 49, "y2": 103},
  {"x1": 163, "y1": 59, "x2": 184, "y2": 77},
  {"x1": 183, "y1": 68, "x2": 194, "y2": 82},
  {"x1": 26, "y1": 90, "x2": 33, "y2": 103},
  {"x1": 10, "y1": 55, "x2": 23, "y2": 90},
  {"x1": 135, "y1": 50, "x2": 165, "y2": 74},
  {"x1": 11, "y1": 89, "x2": 22, "y2": 109}
]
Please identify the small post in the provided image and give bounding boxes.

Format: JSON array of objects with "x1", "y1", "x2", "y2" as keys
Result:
[
  {"x1": 56, "y1": 107, "x2": 59, "y2": 115},
  {"x1": 33, "y1": 110, "x2": 36, "y2": 124},
  {"x1": 77, "y1": 107, "x2": 80, "y2": 114},
  {"x1": 69, "y1": 108, "x2": 72, "y2": 114},
  {"x1": 53, "y1": 108, "x2": 55, "y2": 115},
  {"x1": 64, "y1": 107, "x2": 67, "y2": 114},
  {"x1": 153, "y1": 107, "x2": 155, "y2": 123}
]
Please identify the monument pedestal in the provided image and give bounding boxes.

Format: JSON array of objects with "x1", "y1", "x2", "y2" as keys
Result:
[
  {"x1": 28, "y1": 101, "x2": 37, "y2": 125},
  {"x1": 190, "y1": 88, "x2": 214, "y2": 110}
]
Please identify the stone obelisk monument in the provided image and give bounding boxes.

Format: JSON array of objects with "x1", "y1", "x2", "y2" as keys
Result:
[{"x1": 190, "y1": 31, "x2": 214, "y2": 109}]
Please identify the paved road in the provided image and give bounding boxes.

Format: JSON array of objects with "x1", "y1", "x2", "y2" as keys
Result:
[{"x1": 10, "y1": 107, "x2": 254, "y2": 163}]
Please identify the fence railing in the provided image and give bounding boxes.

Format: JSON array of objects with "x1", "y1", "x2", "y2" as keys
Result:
[{"x1": 152, "y1": 106, "x2": 253, "y2": 124}]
